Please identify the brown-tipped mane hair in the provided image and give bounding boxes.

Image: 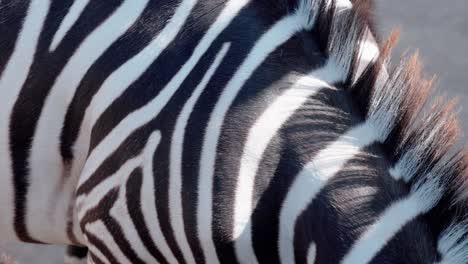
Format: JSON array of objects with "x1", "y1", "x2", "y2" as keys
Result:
[{"x1": 306, "y1": 0, "x2": 466, "y2": 255}]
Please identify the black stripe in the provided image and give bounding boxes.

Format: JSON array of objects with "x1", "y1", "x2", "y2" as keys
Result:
[
  {"x1": 103, "y1": 210, "x2": 146, "y2": 264},
  {"x1": 250, "y1": 87, "x2": 357, "y2": 263},
  {"x1": 76, "y1": 126, "x2": 149, "y2": 196},
  {"x1": 207, "y1": 22, "x2": 328, "y2": 261},
  {"x1": 0, "y1": 1, "x2": 29, "y2": 76},
  {"x1": 126, "y1": 167, "x2": 169, "y2": 264},
  {"x1": 372, "y1": 215, "x2": 438, "y2": 263},
  {"x1": 86, "y1": 232, "x2": 120, "y2": 264},
  {"x1": 66, "y1": 245, "x2": 88, "y2": 259},
  {"x1": 81, "y1": 187, "x2": 146, "y2": 263},
  {"x1": 89, "y1": 251, "x2": 105, "y2": 264},
  {"x1": 172, "y1": 3, "x2": 294, "y2": 261},
  {"x1": 9, "y1": 1, "x2": 124, "y2": 242},
  {"x1": 87, "y1": 0, "x2": 222, "y2": 153},
  {"x1": 60, "y1": 0, "x2": 172, "y2": 161},
  {"x1": 81, "y1": 188, "x2": 121, "y2": 264},
  {"x1": 144, "y1": 27, "x2": 273, "y2": 264},
  {"x1": 291, "y1": 144, "x2": 399, "y2": 263}
]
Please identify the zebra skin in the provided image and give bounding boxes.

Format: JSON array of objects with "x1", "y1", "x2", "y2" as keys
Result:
[{"x1": 0, "y1": 0, "x2": 466, "y2": 263}]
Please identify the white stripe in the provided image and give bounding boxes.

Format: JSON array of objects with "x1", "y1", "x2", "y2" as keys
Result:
[
  {"x1": 437, "y1": 220, "x2": 468, "y2": 264},
  {"x1": 233, "y1": 75, "x2": 331, "y2": 263},
  {"x1": 76, "y1": 0, "x2": 250, "y2": 260},
  {"x1": 169, "y1": 43, "x2": 230, "y2": 264},
  {"x1": 113, "y1": 132, "x2": 167, "y2": 263},
  {"x1": 388, "y1": 166, "x2": 402, "y2": 181},
  {"x1": 197, "y1": 4, "x2": 312, "y2": 263},
  {"x1": 308, "y1": 58, "x2": 348, "y2": 84},
  {"x1": 326, "y1": 0, "x2": 382, "y2": 85},
  {"x1": 87, "y1": 0, "x2": 197, "y2": 128},
  {"x1": 85, "y1": 221, "x2": 131, "y2": 263},
  {"x1": 76, "y1": 131, "x2": 155, "y2": 218},
  {"x1": 87, "y1": 244, "x2": 111, "y2": 264},
  {"x1": 341, "y1": 186, "x2": 439, "y2": 264},
  {"x1": 27, "y1": 0, "x2": 149, "y2": 243},
  {"x1": 78, "y1": 131, "x2": 177, "y2": 263},
  {"x1": 354, "y1": 30, "x2": 380, "y2": 82},
  {"x1": 231, "y1": 58, "x2": 345, "y2": 258},
  {"x1": 198, "y1": 5, "x2": 316, "y2": 262},
  {"x1": 112, "y1": 179, "x2": 154, "y2": 262},
  {"x1": 358, "y1": 34, "x2": 379, "y2": 65},
  {"x1": 389, "y1": 116, "x2": 448, "y2": 183},
  {"x1": 336, "y1": 0, "x2": 353, "y2": 10},
  {"x1": 50, "y1": 0, "x2": 90, "y2": 51},
  {"x1": 307, "y1": 242, "x2": 317, "y2": 264},
  {"x1": 0, "y1": 0, "x2": 51, "y2": 241},
  {"x1": 75, "y1": 0, "x2": 200, "y2": 188},
  {"x1": 140, "y1": 132, "x2": 179, "y2": 264},
  {"x1": 78, "y1": 156, "x2": 142, "y2": 220},
  {"x1": 279, "y1": 122, "x2": 380, "y2": 264},
  {"x1": 71, "y1": 0, "x2": 197, "y2": 195}
]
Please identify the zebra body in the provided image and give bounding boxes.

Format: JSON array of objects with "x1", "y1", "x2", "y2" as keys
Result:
[{"x1": 0, "y1": 0, "x2": 467, "y2": 263}]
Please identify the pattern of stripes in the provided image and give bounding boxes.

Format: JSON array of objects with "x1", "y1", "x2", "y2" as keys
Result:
[{"x1": 0, "y1": 0, "x2": 466, "y2": 263}]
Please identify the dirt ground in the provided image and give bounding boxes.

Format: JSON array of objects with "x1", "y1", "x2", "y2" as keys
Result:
[{"x1": 1, "y1": 0, "x2": 466, "y2": 263}]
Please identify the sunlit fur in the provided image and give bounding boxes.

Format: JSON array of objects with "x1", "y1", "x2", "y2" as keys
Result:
[
  {"x1": 312, "y1": 0, "x2": 467, "y2": 262},
  {"x1": 0, "y1": 0, "x2": 466, "y2": 263}
]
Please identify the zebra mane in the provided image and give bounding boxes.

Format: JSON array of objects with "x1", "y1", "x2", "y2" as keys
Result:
[{"x1": 300, "y1": 0, "x2": 467, "y2": 261}]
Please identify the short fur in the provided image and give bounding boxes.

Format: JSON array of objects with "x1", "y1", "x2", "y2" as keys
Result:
[{"x1": 0, "y1": 0, "x2": 465, "y2": 262}]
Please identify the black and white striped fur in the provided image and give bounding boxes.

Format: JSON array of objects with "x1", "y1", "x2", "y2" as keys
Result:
[{"x1": 0, "y1": 0, "x2": 466, "y2": 263}]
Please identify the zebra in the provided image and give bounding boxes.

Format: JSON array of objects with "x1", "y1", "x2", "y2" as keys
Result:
[{"x1": 0, "y1": 0, "x2": 466, "y2": 263}]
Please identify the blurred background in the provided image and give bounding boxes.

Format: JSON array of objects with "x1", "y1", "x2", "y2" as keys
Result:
[
  {"x1": 376, "y1": 0, "x2": 467, "y2": 135},
  {"x1": 1, "y1": 0, "x2": 466, "y2": 263}
]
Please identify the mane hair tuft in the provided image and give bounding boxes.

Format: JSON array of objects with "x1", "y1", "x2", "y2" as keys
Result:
[{"x1": 298, "y1": 0, "x2": 467, "y2": 260}]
